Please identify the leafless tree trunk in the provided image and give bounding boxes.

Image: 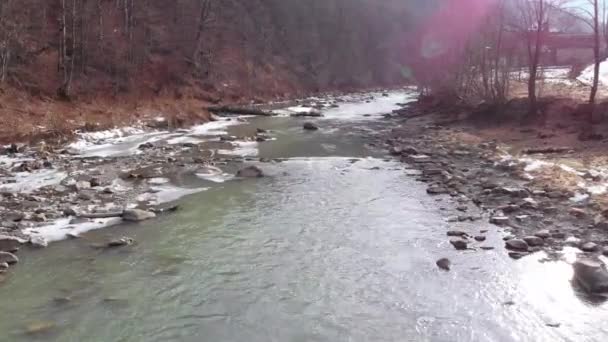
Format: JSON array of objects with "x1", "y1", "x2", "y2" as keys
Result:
[{"x1": 589, "y1": 0, "x2": 601, "y2": 126}]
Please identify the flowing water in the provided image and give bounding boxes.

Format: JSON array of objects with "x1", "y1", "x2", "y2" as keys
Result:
[{"x1": 0, "y1": 91, "x2": 606, "y2": 342}]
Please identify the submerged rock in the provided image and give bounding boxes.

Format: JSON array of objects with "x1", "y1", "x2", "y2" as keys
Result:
[
  {"x1": 122, "y1": 209, "x2": 156, "y2": 222},
  {"x1": 236, "y1": 165, "x2": 264, "y2": 178},
  {"x1": 107, "y1": 237, "x2": 135, "y2": 247},
  {"x1": 436, "y1": 258, "x2": 451, "y2": 271},
  {"x1": 303, "y1": 122, "x2": 319, "y2": 131},
  {"x1": 573, "y1": 258, "x2": 608, "y2": 294},
  {"x1": 0, "y1": 251, "x2": 19, "y2": 264},
  {"x1": 0, "y1": 261, "x2": 8, "y2": 271}
]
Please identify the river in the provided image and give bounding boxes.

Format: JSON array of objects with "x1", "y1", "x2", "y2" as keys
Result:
[{"x1": 0, "y1": 91, "x2": 606, "y2": 342}]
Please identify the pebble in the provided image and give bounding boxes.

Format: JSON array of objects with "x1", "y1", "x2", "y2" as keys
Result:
[
  {"x1": 474, "y1": 236, "x2": 486, "y2": 242},
  {"x1": 446, "y1": 230, "x2": 467, "y2": 237}
]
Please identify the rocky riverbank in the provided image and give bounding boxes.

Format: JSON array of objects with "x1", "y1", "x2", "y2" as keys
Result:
[
  {"x1": 0, "y1": 90, "x2": 390, "y2": 284},
  {"x1": 382, "y1": 99, "x2": 608, "y2": 293}
]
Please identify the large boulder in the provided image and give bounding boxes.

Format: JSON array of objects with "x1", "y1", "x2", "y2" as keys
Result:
[
  {"x1": 573, "y1": 258, "x2": 608, "y2": 294},
  {"x1": 236, "y1": 166, "x2": 264, "y2": 178},
  {"x1": 122, "y1": 209, "x2": 156, "y2": 222},
  {"x1": 0, "y1": 235, "x2": 25, "y2": 252}
]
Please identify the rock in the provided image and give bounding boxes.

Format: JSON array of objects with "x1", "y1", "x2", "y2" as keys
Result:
[
  {"x1": 436, "y1": 258, "x2": 451, "y2": 271},
  {"x1": 573, "y1": 258, "x2": 608, "y2": 294},
  {"x1": 474, "y1": 235, "x2": 486, "y2": 242},
  {"x1": 220, "y1": 135, "x2": 238, "y2": 142},
  {"x1": 24, "y1": 320, "x2": 56, "y2": 335},
  {"x1": 509, "y1": 251, "x2": 529, "y2": 259},
  {"x1": 0, "y1": 235, "x2": 24, "y2": 252},
  {"x1": 449, "y1": 238, "x2": 468, "y2": 250},
  {"x1": 505, "y1": 239, "x2": 529, "y2": 251},
  {"x1": 256, "y1": 128, "x2": 267, "y2": 133},
  {"x1": 427, "y1": 186, "x2": 449, "y2": 195},
  {"x1": 480, "y1": 246, "x2": 495, "y2": 250},
  {"x1": 602, "y1": 246, "x2": 608, "y2": 256},
  {"x1": 236, "y1": 165, "x2": 264, "y2": 178},
  {"x1": 490, "y1": 216, "x2": 509, "y2": 226},
  {"x1": 389, "y1": 146, "x2": 403, "y2": 156},
  {"x1": 32, "y1": 213, "x2": 46, "y2": 222},
  {"x1": 29, "y1": 235, "x2": 48, "y2": 248},
  {"x1": 534, "y1": 230, "x2": 551, "y2": 239},
  {"x1": 581, "y1": 242, "x2": 599, "y2": 252},
  {"x1": 73, "y1": 181, "x2": 91, "y2": 191},
  {"x1": 107, "y1": 237, "x2": 134, "y2": 247},
  {"x1": 63, "y1": 207, "x2": 78, "y2": 216},
  {"x1": 303, "y1": 122, "x2": 319, "y2": 131},
  {"x1": 523, "y1": 236, "x2": 543, "y2": 247},
  {"x1": 290, "y1": 110, "x2": 323, "y2": 117},
  {"x1": 0, "y1": 262, "x2": 8, "y2": 271},
  {"x1": 6, "y1": 212, "x2": 25, "y2": 222},
  {"x1": 569, "y1": 208, "x2": 586, "y2": 218},
  {"x1": 122, "y1": 209, "x2": 156, "y2": 222},
  {"x1": 447, "y1": 230, "x2": 467, "y2": 237},
  {"x1": 138, "y1": 142, "x2": 154, "y2": 149},
  {"x1": 90, "y1": 177, "x2": 101, "y2": 187},
  {"x1": 0, "y1": 251, "x2": 19, "y2": 264},
  {"x1": 498, "y1": 204, "x2": 520, "y2": 214}
]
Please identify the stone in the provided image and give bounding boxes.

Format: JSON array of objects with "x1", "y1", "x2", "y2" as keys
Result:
[
  {"x1": 32, "y1": 213, "x2": 46, "y2": 222},
  {"x1": 63, "y1": 207, "x2": 78, "y2": 216},
  {"x1": 24, "y1": 320, "x2": 56, "y2": 335},
  {"x1": 436, "y1": 258, "x2": 451, "y2": 271},
  {"x1": 446, "y1": 230, "x2": 467, "y2": 237},
  {"x1": 474, "y1": 235, "x2": 486, "y2": 242},
  {"x1": 107, "y1": 237, "x2": 134, "y2": 247},
  {"x1": 490, "y1": 216, "x2": 509, "y2": 226},
  {"x1": 0, "y1": 251, "x2": 19, "y2": 264},
  {"x1": 573, "y1": 258, "x2": 608, "y2": 294},
  {"x1": 449, "y1": 238, "x2": 468, "y2": 250},
  {"x1": 602, "y1": 246, "x2": 608, "y2": 256},
  {"x1": 0, "y1": 235, "x2": 24, "y2": 252},
  {"x1": 90, "y1": 177, "x2": 101, "y2": 187},
  {"x1": 581, "y1": 242, "x2": 599, "y2": 252},
  {"x1": 0, "y1": 262, "x2": 8, "y2": 271},
  {"x1": 499, "y1": 204, "x2": 520, "y2": 214},
  {"x1": 569, "y1": 208, "x2": 586, "y2": 218},
  {"x1": 6, "y1": 212, "x2": 25, "y2": 222},
  {"x1": 523, "y1": 236, "x2": 543, "y2": 247},
  {"x1": 427, "y1": 186, "x2": 449, "y2": 195},
  {"x1": 534, "y1": 230, "x2": 551, "y2": 239},
  {"x1": 122, "y1": 209, "x2": 156, "y2": 222},
  {"x1": 505, "y1": 239, "x2": 529, "y2": 251},
  {"x1": 236, "y1": 165, "x2": 264, "y2": 178},
  {"x1": 74, "y1": 181, "x2": 91, "y2": 191},
  {"x1": 303, "y1": 122, "x2": 319, "y2": 131},
  {"x1": 509, "y1": 252, "x2": 529, "y2": 259},
  {"x1": 29, "y1": 235, "x2": 48, "y2": 248}
]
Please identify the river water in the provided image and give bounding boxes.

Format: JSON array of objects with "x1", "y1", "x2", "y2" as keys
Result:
[{"x1": 0, "y1": 91, "x2": 606, "y2": 342}]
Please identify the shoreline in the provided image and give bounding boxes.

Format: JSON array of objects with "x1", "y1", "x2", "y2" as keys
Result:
[{"x1": 384, "y1": 100, "x2": 608, "y2": 260}]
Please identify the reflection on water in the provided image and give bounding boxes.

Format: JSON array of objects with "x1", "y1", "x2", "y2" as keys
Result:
[{"x1": 0, "y1": 91, "x2": 606, "y2": 342}]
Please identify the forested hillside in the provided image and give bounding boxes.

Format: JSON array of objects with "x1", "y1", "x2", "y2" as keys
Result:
[{"x1": 0, "y1": 0, "x2": 434, "y2": 101}]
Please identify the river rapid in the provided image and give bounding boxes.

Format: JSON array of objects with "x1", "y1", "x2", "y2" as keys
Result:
[{"x1": 0, "y1": 91, "x2": 606, "y2": 342}]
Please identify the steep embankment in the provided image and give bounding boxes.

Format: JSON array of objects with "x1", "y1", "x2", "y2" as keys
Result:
[{"x1": 0, "y1": 0, "x2": 436, "y2": 143}]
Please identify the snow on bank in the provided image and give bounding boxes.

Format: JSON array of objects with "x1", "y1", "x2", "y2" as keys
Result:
[
  {"x1": 23, "y1": 217, "x2": 123, "y2": 243},
  {"x1": 0, "y1": 169, "x2": 67, "y2": 193},
  {"x1": 578, "y1": 59, "x2": 608, "y2": 85}
]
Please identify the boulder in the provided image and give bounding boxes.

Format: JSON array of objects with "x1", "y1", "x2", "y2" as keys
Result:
[
  {"x1": 0, "y1": 235, "x2": 25, "y2": 252},
  {"x1": 122, "y1": 209, "x2": 156, "y2": 222},
  {"x1": 581, "y1": 242, "x2": 599, "y2": 252},
  {"x1": 236, "y1": 165, "x2": 264, "y2": 178},
  {"x1": 505, "y1": 239, "x2": 529, "y2": 251},
  {"x1": 573, "y1": 258, "x2": 608, "y2": 294},
  {"x1": 523, "y1": 236, "x2": 544, "y2": 247},
  {"x1": 449, "y1": 238, "x2": 468, "y2": 250},
  {"x1": 303, "y1": 122, "x2": 319, "y2": 131},
  {"x1": 0, "y1": 251, "x2": 19, "y2": 264},
  {"x1": 436, "y1": 258, "x2": 451, "y2": 271}
]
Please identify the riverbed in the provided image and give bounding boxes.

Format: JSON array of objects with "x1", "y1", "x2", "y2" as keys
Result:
[{"x1": 0, "y1": 91, "x2": 606, "y2": 342}]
